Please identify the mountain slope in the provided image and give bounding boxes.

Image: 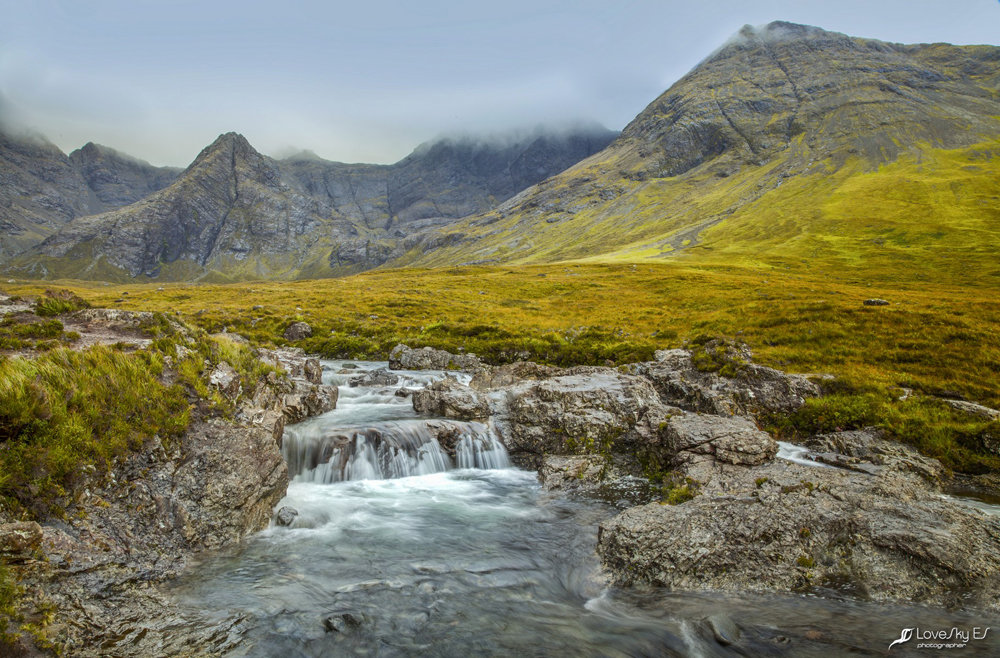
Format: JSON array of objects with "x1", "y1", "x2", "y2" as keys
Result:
[
  {"x1": 20, "y1": 133, "x2": 335, "y2": 280},
  {"x1": 8, "y1": 126, "x2": 616, "y2": 280},
  {"x1": 404, "y1": 22, "x2": 1000, "y2": 276},
  {"x1": 0, "y1": 131, "x2": 180, "y2": 261},
  {"x1": 69, "y1": 142, "x2": 182, "y2": 213}
]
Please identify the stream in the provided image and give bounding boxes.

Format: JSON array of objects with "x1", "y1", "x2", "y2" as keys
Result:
[{"x1": 169, "y1": 361, "x2": 1000, "y2": 656}]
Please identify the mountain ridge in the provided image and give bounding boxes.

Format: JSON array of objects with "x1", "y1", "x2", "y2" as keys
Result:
[
  {"x1": 400, "y1": 21, "x2": 1000, "y2": 272},
  {"x1": 5, "y1": 125, "x2": 617, "y2": 280},
  {"x1": 4, "y1": 21, "x2": 1000, "y2": 281}
]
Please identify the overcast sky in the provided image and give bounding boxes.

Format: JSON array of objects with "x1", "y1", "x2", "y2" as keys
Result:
[{"x1": 1, "y1": 0, "x2": 997, "y2": 166}]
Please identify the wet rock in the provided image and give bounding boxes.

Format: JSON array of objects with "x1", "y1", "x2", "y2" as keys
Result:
[
  {"x1": 412, "y1": 379, "x2": 490, "y2": 420},
  {"x1": 349, "y1": 368, "x2": 400, "y2": 387},
  {"x1": 275, "y1": 506, "x2": 298, "y2": 527},
  {"x1": 863, "y1": 299, "x2": 890, "y2": 306},
  {"x1": 597, "y1": 459, "x2": 1000, "y2": 610},
  {"x1": 323, "y1": 613, "x2": 363, "y2": 633},
  {"x1": 283, "y1": 321, "x2": 313, "y2": 341},
  {"x1": 395, "y1": 387, "x2": 417, "y2": 398},
  {"x1": 282, "y1": 382, "x2": 338, "y2": 424},
  {"x1": 0, "y1": 522, "x2": 43, "y2": 557},
  {"x1": 707, "y1": 613, "x2": 741, "y2": 646},
  {"x1": 539, "y1": 455, "x2": 656, "y2": 508},
  {"x1": 304, "y1": 358, "x2": 323, "y2": 385},
  {"x1": 629, "y1": 348, "x2": 819, "y2": 420},
  {"x1": 389, "y1": 343, "x2": 482, "y2": 372}
]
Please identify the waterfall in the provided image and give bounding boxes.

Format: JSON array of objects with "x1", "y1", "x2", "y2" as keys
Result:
[{"x1": 283, "y1": 419, "x2": 510, "y2": 483}]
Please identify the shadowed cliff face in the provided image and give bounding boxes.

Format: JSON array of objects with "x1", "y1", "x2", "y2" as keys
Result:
[
  {"x1": 68, "y1": 142, "x2": 182, "y2": 212},
  {"x1": 8, "y1": 126, "x2": 616, "y2": 280},
  {"x1": 403, "y1": 21, "x2": 1000, "y2": 268},
  {"x1": 0, "y1": 132, "x2": 180, "y2": 261},
  {"x1": 30, "y1": 133, "x2": 333, "y2": 279}
]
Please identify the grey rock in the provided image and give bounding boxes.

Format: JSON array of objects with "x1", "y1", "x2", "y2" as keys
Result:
[
  {"x1": 944, "y1": 399, "x2": 1000, "y2": 421},
  {"x1": 538, "y1": 455, "x2": 657, "y2": 508},
  {"x1": 349, "y1": 367, "x2": 400, "y2": 387},
  {"x1": 412, "y1": 379, "x2": 489, "y2": 420},
  {"x1": 303, "y1": 358, "x2": 323, "y2": 385},
  {"x1": 323, "y1": 613, "x2": 363, "y2": 633},
  {"x1": 804, "y1": 428, "x2": 947, "y2": 484},
  {"x1": 629, "y1": 348, "x2": 820, "y2": 420},
  {"x1": 0, "y1": 521, "x2": 43, "y2": 556},
  {"x1": 863, "y1": 299, "x2": 890, "y2": 306},
  {"x1": 389, "y1": 343, "x2": 482, "y2": 372},
  {"x1": 208, "y1": 361, "x2": 241, "y2": 400},
  {"x1": 283, "y1": 321, "x2": 313, "y2": 341},
  {"x1": 665, "y1": 413, "x2": 777, "y2": 467},
  {"x1": 275, "y1": 506, "x2": 298, "y2": 527},
  {"x1": 707, "y1": 613, "x2": 741, "y2": 646},
  {"x1": 597, "y1": 458, "x2": 1000, "y2": 610}
]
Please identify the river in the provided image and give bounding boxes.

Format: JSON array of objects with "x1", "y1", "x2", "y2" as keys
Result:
[{"x1": 169, "y1": 361, "x2": 1000, "y2": 656}]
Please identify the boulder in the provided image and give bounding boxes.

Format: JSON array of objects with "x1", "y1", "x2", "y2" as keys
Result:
[
  {"x1": 0, "y1": 522, "x2": 43, "y2": 557},
  {"x1": 630, "y1": 349, "x2": 819, "y2": 420},
  {"x1": 664, "y1": 413, "x2": 777, "y2": 466},
  {"x1": 597, "y1": 459, "x2": 1000, "y2": 610},
  {"x1": 348, "y1": 368, "x2": 400, "y2": 388},
  {"x1": 275, "y1": 506, "x2": 298, "y2": 527},
  {"x1": 389, "y1": 343, "x2": 482, "y2": 372},
  {"x1": 804, "y1": 428, "x2": 947, "y2": 484},
  {"x1": 863, "y1": 299, "x2": 890, "y2": 306},
  {"x1": 412, "y1": 379, "x2": 490, "y2": 420},
  {"x1": 491, "y1": 370, "x2": 674, "y2": 469},
  {"x1": 283, "y1": 321, "x2": 313, "y2": 341}
]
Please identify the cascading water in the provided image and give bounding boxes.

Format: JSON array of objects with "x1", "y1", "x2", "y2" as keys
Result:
[
  {"x1": 166, "y1": 360, "x2": 1000, "y2": 657},
  {"x1": 284, "y1": 419, "x2": 508, "y2": 483},
  {"x1": 281, "y1": 363, "x2": 509, "y2": 483}
]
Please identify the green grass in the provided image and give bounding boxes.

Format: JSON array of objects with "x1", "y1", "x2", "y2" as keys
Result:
[
  {"x1": 0, "y1": 300, "x2": 278, "y2": 519},
  {"x1": 33, "y1": 289, "x2": 90, "y2": 317},
  {"x1": 5, "y1": 247, "x2": 1000, "y2": 476},
  {"x1": 0, "y1": 346, "x2": 190, "y2": 517}
]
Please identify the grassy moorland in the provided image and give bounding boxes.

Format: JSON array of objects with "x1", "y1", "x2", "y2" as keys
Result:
[{"x1": 6, "y1": 258, "x2": 999, "y2": 473}]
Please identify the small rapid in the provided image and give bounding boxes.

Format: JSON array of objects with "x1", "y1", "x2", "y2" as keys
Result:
[{"x1": 283, "y1": 362, "x2": 508, "y2": 483}]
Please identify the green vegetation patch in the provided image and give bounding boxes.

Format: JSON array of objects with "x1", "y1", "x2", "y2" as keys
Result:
[
  {"x1": 33, "y1": 289, "x2": 90, "y2": 317},
  {"x1": 0, "y1": 346, "x2": 190, "y2": 518},
  {"x1": 0, "y1": 317, "x2": 79, "y2": 351}
]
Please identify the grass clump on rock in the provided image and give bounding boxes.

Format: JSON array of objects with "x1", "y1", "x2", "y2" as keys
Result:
[{"x1": 0, "y1": 346, "x2": 190, "y2": 518}]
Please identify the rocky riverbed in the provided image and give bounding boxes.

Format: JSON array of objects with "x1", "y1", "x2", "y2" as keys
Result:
[
  {"x1": 3, "y1": 332, "x2": 999, "y2": 655},
  {"x1": 0, "y1": 307, "x2": 338, "y2": 655},
  {"x1": 390, "y1": 343, "x2": 1000, "y2": 611}
]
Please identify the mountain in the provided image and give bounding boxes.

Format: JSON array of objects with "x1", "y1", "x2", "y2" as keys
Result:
[
  {"x1": 282, "y1": 125, "x2": 617, "y2": 233},
  {"x1": 403, "y1": 22, "x2": 1000, "y2": 276},
  {"x1": 7, "y1": 126, "x2": 616, "y2": 280},
  {"x1": 0, "y1": 131, "x2": 180, "y2": 261},
  {"x1": 69, "y1": 142, "x2": 182, "y2": 212}
]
